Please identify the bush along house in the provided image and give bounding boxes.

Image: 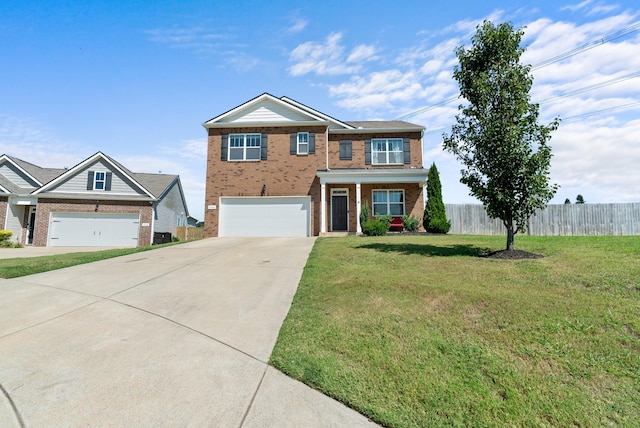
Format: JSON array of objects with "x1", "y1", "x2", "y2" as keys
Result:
[{"x1": 203, "y1": 93, "x2": 428, "y2": 237}]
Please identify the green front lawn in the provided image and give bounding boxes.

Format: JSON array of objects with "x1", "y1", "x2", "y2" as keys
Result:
[
  {"x1": 0, "y1": 243, "x2": 178, "y2": 278},
  {"x1": 270, "y1": 235, "x2": 640, "y2": 427}
]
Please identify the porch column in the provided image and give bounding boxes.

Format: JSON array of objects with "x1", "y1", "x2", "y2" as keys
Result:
[
  {"x1": 320, "y1": 181, "x2": 327, "y2": 233},
  {"x1": 355, "y1": 182, "x2": 362, "y2": 234}
]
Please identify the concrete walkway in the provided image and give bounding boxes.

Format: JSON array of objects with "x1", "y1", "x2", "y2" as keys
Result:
[{"x1": 0, "y1": 238, "x2": 377, "y2": 427}]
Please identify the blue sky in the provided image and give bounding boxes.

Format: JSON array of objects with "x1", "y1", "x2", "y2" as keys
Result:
[{"x1": 2, "y1": 0, "x2": 639, "y2": 219}]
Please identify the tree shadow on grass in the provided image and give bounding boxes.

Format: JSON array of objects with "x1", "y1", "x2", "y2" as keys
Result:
[{"x1": 356, "y1": 242, "x2": 491, "y2": 257}]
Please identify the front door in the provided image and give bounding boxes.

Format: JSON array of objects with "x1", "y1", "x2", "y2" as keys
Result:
[
  {"x1": 27, "y1": 206, "x2": 36, "y2": 245},
  {"x1": 331, "y1": 189, "x2": 348, "y2": 231}
]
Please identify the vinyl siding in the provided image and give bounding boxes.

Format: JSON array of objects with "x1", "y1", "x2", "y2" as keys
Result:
[
  {"x1": 46, "y1": 160, "x2": 147, "y2": 196},
  {"x1": 154, "y1": 180, "x2": 186, "y2": 234},
  {"x1": 225, "y1": 100, "x2": 313, "y2": 123},
  {"x1": 5, "y1": 203, "x2": 24, "y2": 243},
  {"x1": 0, "y1": 162, "x2": 39, "y2": 189}
]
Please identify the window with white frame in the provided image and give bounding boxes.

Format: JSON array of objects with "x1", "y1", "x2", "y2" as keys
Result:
[
  {"x1": 372, "y1": 138, "x2": 403, "y2": 164},
  {"x1": 372, "y1": 190, "x2": 405, "y2": 216},
  {"x1": 297, "y1": 132, "x2": 309, "y2": 155},
  {"x1": 94, "y1": 171, "x2": 106, "y2": 190},
  {"x1": 229, "y1": 134, "x2": 261, "y2": 161}
]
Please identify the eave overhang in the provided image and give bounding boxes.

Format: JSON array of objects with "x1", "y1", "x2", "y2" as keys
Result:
[
  {"x1": 35, "y1": 193, "x2": 158, "y2": 202},
  {"x1": 316, "y1": 168, "x2": 428, "y2": 186},
  {"x1": 203, "y1": 120, "x2": 332, "y2": 129},
  {"x1": 328, "y1": 127, "x2": 425, "y2": 135}
]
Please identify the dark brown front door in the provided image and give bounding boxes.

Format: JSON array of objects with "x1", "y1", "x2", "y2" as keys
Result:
[{"x1": 331, "y1": 192, "x2": 348, "y2": 231}]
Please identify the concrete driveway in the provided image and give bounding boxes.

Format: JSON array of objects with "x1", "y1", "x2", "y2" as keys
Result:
[{"x1": 0, "y1": 238, "x2": 377, "y2": 427}]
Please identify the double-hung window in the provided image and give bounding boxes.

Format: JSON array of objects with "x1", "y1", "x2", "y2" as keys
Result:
[
  {"x1": 372, "y1": 190, "x2": 405, "y2": 216},
  {"x1": 94, "y1": 172, "x2": 106, "y2": 190},
  {"x1": 229, "y1": 134, "x2": 261, "y2": 161},
  {"x1": 297, "y1": 132, "x2": 309, "y2": 155},
  {"x1": 372, "y1": 138, "x2": 403, "y2": 164}
]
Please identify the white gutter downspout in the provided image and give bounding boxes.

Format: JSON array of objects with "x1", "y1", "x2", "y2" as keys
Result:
[
  {"x1": 149, "y1": 201, "x2": 156, "y2": 246},
  {"x1": 325, "y1": 126, "x2": 330, "y2": 170}
]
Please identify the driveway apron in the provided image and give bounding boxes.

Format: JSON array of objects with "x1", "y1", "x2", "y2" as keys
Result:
[{"x1": 0, "y1": 238, "x2": 377, "y2": 427}]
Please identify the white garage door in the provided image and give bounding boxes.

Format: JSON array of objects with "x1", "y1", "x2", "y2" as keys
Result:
[
  {"x1": 48, "y1": 212, "x2": 140, "y2": 247},
  {"x1": 219, "y1": 196, "x2": 311, "y2": 237}
]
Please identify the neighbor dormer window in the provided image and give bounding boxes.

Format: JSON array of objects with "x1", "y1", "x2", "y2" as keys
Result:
[
  {"x1": 87, "y1": 170, "x2": 112, "y2": 191},
  {"x1": 94, "y1": 172, "x2": 106, "y2": 190}
]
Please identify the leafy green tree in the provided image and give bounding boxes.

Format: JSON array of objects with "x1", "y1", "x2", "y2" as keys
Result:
[
  {"x1": 443, "y1": 21, "x2": 559, "y2": 251},
  {"x1": 564, "y1": 198, "x2": 571, "y2": 204},
  {"x1": 423, "y1": 163, "x2": 451, "y2": 233},
  {"x1": 576, "y1": 194, "x2": 585, "y2": 204}
]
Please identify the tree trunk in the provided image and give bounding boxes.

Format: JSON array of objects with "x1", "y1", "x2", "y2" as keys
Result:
[{"x1": 506, "y1": 225, "x2": 515, "y2": 251}]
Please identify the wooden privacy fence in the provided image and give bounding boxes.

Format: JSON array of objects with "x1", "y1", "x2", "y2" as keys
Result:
[
  {"x1": 445, "y1": 203, "x2": 640, "y2": 236},
  {"x1": 176, "y1": 226, "x2": 205, "y2": 241}
]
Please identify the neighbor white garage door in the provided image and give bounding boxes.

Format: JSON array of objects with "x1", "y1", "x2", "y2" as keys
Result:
[
  {"x1": 48, "y1": 212, "x2": 140, "y2": 247},
  {"x1": 219, "y1": 196, "x2": 311, "y2": 237}
]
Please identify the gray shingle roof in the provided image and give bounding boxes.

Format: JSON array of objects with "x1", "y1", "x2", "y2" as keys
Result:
[
  {"x1": 0, "y1": 174, "x2": 22, "y2": 194},
  {"x1": 7, "y1": 155, "x2": 66, "y2": 184},
  {"x1": 1, "y1": 153, "x2": 178, "y2": 199},
  {"x1": 132, "y1": 173, "x2": 178, "y2": 199},
  {"x1": 345, "y1": 120, "x2": 424, "y2": 130}
]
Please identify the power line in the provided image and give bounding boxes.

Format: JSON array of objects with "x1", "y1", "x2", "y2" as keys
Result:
[
  {"x1": 424, "y1": 102, "x2": 640, "y2": 136},
  {"x1": 396, "y1": 21, "x2": 640, "y2": 121},
  {"x1": 538, "y1": 71, "x2": 640, "y2": 104},
  {"x1": 560, "y1": 101, "x2": 640, "y2": 122},
  {"x1": 531, "y1": 22, "x2": 640, "y2": 70}
]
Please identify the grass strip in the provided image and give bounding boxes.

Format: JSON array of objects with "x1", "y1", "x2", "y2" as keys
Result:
[{"x1": 0, "y1": 242, "x2": 180, "y2": 278}]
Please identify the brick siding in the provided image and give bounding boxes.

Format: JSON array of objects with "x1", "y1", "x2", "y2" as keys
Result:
[{"x1": 0, "y1": 197, "x2": 7, "y2": 231}]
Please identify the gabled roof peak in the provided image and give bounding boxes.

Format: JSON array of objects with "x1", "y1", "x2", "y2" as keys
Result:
[{"x1": 202, "y1": 93, "x2": 355, "y2": 130}]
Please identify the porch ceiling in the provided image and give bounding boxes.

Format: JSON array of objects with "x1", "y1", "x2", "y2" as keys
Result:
[{"x1": 316, "y1": 168, "x2": 428, "y2": 186}]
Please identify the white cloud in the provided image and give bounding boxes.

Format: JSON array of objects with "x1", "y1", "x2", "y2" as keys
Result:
[
  {"x1": 288, "y1": 33, "x2": 379, "y2": 76},
  {"x1": 161, "y1": 138, "x2": 207, "y2": 162},
  {"x1": 562, "y1": 0, "x2": 620, "y2": 16},
  {"x1": 347, "y1": 44, "x2": 377, "y2": 63},
  {"x1": 0, "y1": 115, "x2": 84, "y2": 168},
  {"x1": 550, "y1": 117, "x2": 640, "y2": 203},
  {"x1": 145, "y1": 27, "x2": 229, "y2": 47},
  {"x1": 561, "y1": 0, "x2": 593, "y2": 12},
  {"x1": 146, "y1": 26, "x2": 259, "y2": 72},
  {"x1": 287, "y1": 17, "x2": 308, "y2": 34}
]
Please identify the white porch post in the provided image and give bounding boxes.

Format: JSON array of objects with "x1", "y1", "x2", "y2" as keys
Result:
[
  {"x1": 355, "y1": 182, "x2": 362, "y2": 234},
  {"x1": 320, "y1": 181, "x2": 327, "y2": 233}
]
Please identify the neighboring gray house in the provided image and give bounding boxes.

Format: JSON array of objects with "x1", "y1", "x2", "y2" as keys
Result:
[{"x1": 0, "y1": 152, "x2": 190, "y2": 247}]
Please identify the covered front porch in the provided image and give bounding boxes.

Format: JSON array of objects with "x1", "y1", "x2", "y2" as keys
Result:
[{"x1": 316, "y1": 169, "x2": 429, "y2": 234}]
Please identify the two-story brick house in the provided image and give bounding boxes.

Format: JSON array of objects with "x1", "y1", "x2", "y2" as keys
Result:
[{"x1": 203, "y1": 93, "x2": 429, "y2": 237}]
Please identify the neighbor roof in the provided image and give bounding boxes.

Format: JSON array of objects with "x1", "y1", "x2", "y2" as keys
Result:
[
  {"x1": 346, "y1": 121, "x2": 424, "y2": 130},
  {"x1": 1, "y1": 152, "x2": 179, "y2": 203},
  {"x1": 5, "y1": 155, "x2": 66, "y2": 185}
]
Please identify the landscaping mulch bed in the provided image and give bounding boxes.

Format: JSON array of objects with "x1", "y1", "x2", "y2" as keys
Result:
[{"x1": 482, "y1": 249, "x2": 544, "y2": 259}]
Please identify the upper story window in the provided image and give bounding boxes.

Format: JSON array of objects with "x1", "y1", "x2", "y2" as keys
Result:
[
  {"x1": 229, "y1": 134, "x2": 261, "y2": 161},
  {"x1": 86, "y1": 170, "x2": 112, "y2": 191},
  {"x1": 372, "y1": 138, "x2": 403, "y2": 164},
  {"x1": 372, "y1": 190, "x2": 405, "y2": 216},
  {"x1": 290, "y1": 132, "x2": 315, "y2": 155},
  {"x1": 297, "y1": 132, "x2": 309, "y2": 155},
  {"x1": 94, "y1": 172, "x2": 106, "y2": 190}
]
